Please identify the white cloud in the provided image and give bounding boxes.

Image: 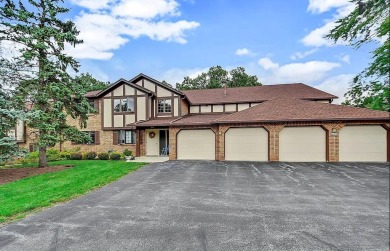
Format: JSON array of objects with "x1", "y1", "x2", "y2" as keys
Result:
[
  {"x1": 302, "y1": 3, "x2": 354, "y2": 47},
  {"x1": 159, "y1": 67, "x2": 209, "y2": 86},
  {"x1": 290, "y1": 48, "x2": 318, "y2": 60},
  {"x1": 258, "y1": 57, "x2": 340, "y2": 84},
  {"x1": 70, "y1": 0, "x2": 114, "y2": 10},
  {"x1": 235, "y1": 48, "x2": 250, "y2": 56},
  {"x1": 307, "y1": 0, "x2": 351, "y2": 14},
  {"x1": 112, "y1": 0, "x2": 179, "y2": 19},
  {"x1": 338, "y1": 54, "x2": 350, "y2": 64},
  {"x1": 258, "y1": 57, "x2": 279, "y2": 70},
  {"x1": 67, "y1": 0, "x2": 200, "y2": 60},
  {"x1": 315, "y1": 74, "x2": 354, "y2": 104}
]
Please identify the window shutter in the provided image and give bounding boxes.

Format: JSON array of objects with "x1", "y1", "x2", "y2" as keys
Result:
[
  {"x1": 95, "y1": 131, "x2": 100, "y2": 145},
  {"x1": 94, "y1": 100, "x2": 99, "y2": 113},
  {"x1": 113, "y1": 131, "x2": 118, "y2": 145},
  {"x1": 29, "y1": 144, "x2": 34, "y2": 152}
]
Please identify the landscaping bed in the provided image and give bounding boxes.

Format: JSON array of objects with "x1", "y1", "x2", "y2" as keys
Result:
[{"x1": 0, "y1": 165, "x2": 74, "y2": 184}]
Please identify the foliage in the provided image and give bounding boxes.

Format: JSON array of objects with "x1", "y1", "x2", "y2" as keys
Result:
[
  {"x1": 110, "y1": 153, "x2": 121, "y2": 160},
  {"x1": 69, "y1": 153, "x2": 83, "y2": 160},
  {"x1": 98, "y1": 153, "x2": 110, "y2": 160},
  {"x1": 74, "y1": 73, "x2": 109, "y2": 92},
  {"x1": 176, "y1": 66, "x2": 261, "y2": 90},
  {"x1": 326, "y1": 0, "x2": 389, "y2": 110},
  {"x1": 0, "y1": 0, "x2": 91, "y2": 167},
  {"x1": 84, "y1": 151, "x2": 97, "y2": 160},
  {"x1": 0, "y1": 90, "x2": 28, "y2": 162},
  {"x1": 123, "y1": 149, "x2": 132, "y2": 156},
  {"x1": 0, "y1": 160, "x2": 146, "y2": 223}
]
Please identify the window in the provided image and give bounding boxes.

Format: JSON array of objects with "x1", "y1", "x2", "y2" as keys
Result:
[
  {"x1": 119, "y1": 130, "x2": 136, "y2": 144},
  {"x1": 85, "y1": 131, "x2": 96, "y2": 144},
  {"x1": 114, "y1": 97, "x2": 134, "y2": 113},
  {"x1": 158, "y1": 99, "x2": 172, "y2": 113},
  {"x1": 88, "y1": 100, "x2": 98, "y2": 113},
  {"x1": 75, "y1": 131, "x2": 96, "y2": 145}
]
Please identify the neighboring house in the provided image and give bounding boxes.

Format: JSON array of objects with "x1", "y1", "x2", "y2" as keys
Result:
[{"x1": 16, "y1": 73, "x2": 390, "y2": 162}]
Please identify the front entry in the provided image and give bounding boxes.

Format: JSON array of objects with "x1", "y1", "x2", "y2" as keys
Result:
[
  {"x1": 146, "y1": 129, "x2": 169, "y2": 156},
  {"x1": 159, "y1": 130, "x2": 169, "y2": 155}
]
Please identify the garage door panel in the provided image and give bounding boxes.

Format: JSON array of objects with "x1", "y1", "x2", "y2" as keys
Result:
[
  {"x1": 225, "y1": 128, "x2": 268, "y2": 161},
  {"x1": 279, "y1": 127, "x2": 326, "y2": 162},
  {"x1": 177, "y1": 130, "x2": 215, "y2": 160},
  {"x1": 340, "y1": 126, "x2": 386, "y2": 162}
]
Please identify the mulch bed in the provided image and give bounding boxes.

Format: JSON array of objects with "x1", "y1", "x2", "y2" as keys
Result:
[{"x1": 0, "y1": 165, "x2": 74, "y2": 185}]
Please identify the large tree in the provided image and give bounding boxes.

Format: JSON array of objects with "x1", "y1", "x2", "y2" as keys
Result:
[
  {"x1": 0, "y1": 89, "x2": 27, "y2": 163},
  {"x1": 176, "y1": 66, "x2": 261, "y2": 90},
  {"x1": 0, "y1": 0, "x2": 91, "y2": 167},
  {"x1": 326, "y1": 0, "x2": 389, "y2": 111},
  {"x1": 75, "y1": 73, "x2": 110, "y2": 92}
]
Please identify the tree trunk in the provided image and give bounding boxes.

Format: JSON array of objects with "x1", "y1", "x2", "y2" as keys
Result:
[{"x1": 38, "y1": 146, "x2": 48, "y2": 168}]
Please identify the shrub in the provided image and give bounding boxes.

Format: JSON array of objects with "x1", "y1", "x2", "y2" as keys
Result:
[
  {"x1": 69, "y1": 153, "x2": 83, "y2": 160},
  {"x1": 85, "y1": 151, "x2": 97, "y2": 160},
  {"x1": 123, "y1": 149, "x2": 132, "y2": 156},
  {"x1": 47, "y1": 154, "x2": 60, "y2": 162},
  {"x1": 47, "y1": 149, "x2": 60, "y2": 155},
  {"x1": 110, "y1": 153, "x2": 121, "y2": 160},
  {"x1": 98, "y1": 153, "x2": 109, "y2": 160},
  {"x1": 59, "y1": 151, "x2": 71, "y2": 160}
]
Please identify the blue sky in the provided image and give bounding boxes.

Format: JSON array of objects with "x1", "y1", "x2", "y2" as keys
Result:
[{"x1": 60, "y1": 0, "x2": 378, "y2": 103}]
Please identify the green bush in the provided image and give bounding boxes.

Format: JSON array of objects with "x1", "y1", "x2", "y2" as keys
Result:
[
  {"x1": 59, "y1": 151, "x2": 71, "y2": 160},
  {"x1": 69, "y1": 153, "x2": 83, "y2": 160},
  {"x1": 110, "y1": 153, "x2": 121, "y2": 160},
  {"x1": 123, "y1": 149, "x2": 132, "y2": 156},
  {"x1": 98, "y1": 153, "x2": 109, "y2": 160},
  {"x1": 47, "y1": 149, "x2": 60, "y2": 155},
  {"x1": 85, "y1": 152, "x2": 97, "y2": 160}
]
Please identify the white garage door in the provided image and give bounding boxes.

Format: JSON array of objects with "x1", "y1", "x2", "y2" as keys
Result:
[
  {"x1": 279, "y1": 126, "x2": 326, "y2": 162},
  {"x1": 225, "y1": 128, "x2": 268, "y2": 161},
  {"x1": 339, "y1": 125, "x2": 387, "y2": 162},
  {"x1": 177, "y1": 129, "x2": 215, "y2": 160}
]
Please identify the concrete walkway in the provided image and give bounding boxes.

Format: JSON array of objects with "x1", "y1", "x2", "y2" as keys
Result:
[
  {"x1": 131, "y1": 156, "x2": 169, "y2": 162},
  {"x1": 0, "y1": 161, "x2": 388, "y2": 251}
]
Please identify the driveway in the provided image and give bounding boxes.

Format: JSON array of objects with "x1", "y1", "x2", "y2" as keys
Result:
[{"x1": 0, "y1": 161, "x2": 388, "y2": 251}]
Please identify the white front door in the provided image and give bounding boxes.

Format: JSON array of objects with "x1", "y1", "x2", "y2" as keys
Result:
[{"x1": 146, "y1": 129, "x2": 159, "y2": 156}]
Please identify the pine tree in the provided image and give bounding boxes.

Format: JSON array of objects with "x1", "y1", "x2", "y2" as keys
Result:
[{"x1": 0, "y1": 0, "x2": 91, "y2": 167}]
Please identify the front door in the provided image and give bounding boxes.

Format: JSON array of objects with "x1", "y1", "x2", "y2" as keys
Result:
[
  {"x1": 159, "y1": 130, "x2": 169, "y2": 155},
  {"x1": 146, "y1": 129, "x2": 159, "y2": 156}
]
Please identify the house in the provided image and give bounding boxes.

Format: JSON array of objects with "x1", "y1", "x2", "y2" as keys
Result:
[{"x1": 16, "y1": 73, "x2": 390, "y2": 162}]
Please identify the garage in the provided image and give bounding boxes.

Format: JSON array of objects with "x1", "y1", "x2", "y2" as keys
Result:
[
  {"x1": 339, "y1": 125, "x2": 387, "y2": 162},
  {"x1": 177, "y1": 129, "x2": 215, "y2": 160},
  {"x1": 225, "y1": 127, "x2": 268, "y2": 161},
  {"x1": 279, "y1": 126, "x2": 326, "y2": 162}
]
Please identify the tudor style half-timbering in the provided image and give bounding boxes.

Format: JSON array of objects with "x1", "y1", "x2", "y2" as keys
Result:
[{"x1": 16, "y1": 73, "x2": 390, "y2": 162}]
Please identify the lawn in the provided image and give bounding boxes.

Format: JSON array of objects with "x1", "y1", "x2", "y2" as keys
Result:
[{"x1": 0, "y1": 160, "x2": 146, "y2": 223}]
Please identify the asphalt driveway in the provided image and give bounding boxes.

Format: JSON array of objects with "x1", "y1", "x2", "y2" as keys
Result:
[{"x1": 0, "y1": 161, "x2": 389, "y2": 251}]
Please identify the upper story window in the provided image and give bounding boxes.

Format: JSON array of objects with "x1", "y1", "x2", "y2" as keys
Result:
[
  {"x1": 114, "y1": 97, "x2": 134, "y2": 113},
  {"x1": 158, "y1": 99, "x2": 172, "y2": 113},
  {"x1": 88, "y1": 100, "x2": 98, "y2": 114}
]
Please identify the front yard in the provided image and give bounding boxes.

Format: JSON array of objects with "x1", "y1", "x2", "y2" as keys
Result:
[{"x1": 0, "y1": 160, "x2": 146, "y2": 224}]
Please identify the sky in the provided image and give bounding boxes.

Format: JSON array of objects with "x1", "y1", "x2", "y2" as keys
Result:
[{"x1": 50, "y1": 1, "x2": 381, "y2": 103}]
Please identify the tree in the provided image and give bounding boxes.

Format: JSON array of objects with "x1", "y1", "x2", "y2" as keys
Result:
[
  {"x1": 176, "y1": 66, "x2": 261, "y2": 90},
  {"x1": 0, "y1": 90, "x2": 27, "y2": 163},
  {"x1": 326, "y1": 0, "x2": 389, "y2": 111},
  {"x1": 75, "y1": 73, "x2": 109, "y2": 92},
  {"x1": 0, "y1": 0, "x2": 91, "y2": 167}
]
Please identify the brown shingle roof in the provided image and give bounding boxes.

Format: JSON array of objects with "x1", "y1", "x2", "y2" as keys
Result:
[
  {"x1": 182, "y1": 83, "x2": 337, "y2": 105},
  {"x1": 216, "y1": 98, "x2": 390, "y2": 123},
  {"x1": 133, "y1": 118, "x2": 179, "y2": 127},
  {"x1": 172, "y1": 114, "x2": 226, "y2": 126},
  {"x1": 85, "y1": 90, "x2": 100, "y2": 98}
]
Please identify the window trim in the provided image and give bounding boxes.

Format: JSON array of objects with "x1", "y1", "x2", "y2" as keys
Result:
[
  {"x1": 118, "y1": 130, "x2": 136, "y2": 145},
  {"x1": 157, "y1": 98, "x2": 173, "y2": 114},
  {"x1": 113, "y1": 97, "x2": 135, "y2": 113}
]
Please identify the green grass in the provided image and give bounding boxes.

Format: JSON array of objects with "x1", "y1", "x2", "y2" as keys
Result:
[{"x1": 0, "y1": 160, "x2": 146, "y2": 224}]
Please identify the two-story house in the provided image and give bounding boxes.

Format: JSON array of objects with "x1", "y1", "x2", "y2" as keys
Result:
[{"x1": 16, "y1": 73, "x2": 390, "y2": 162}]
